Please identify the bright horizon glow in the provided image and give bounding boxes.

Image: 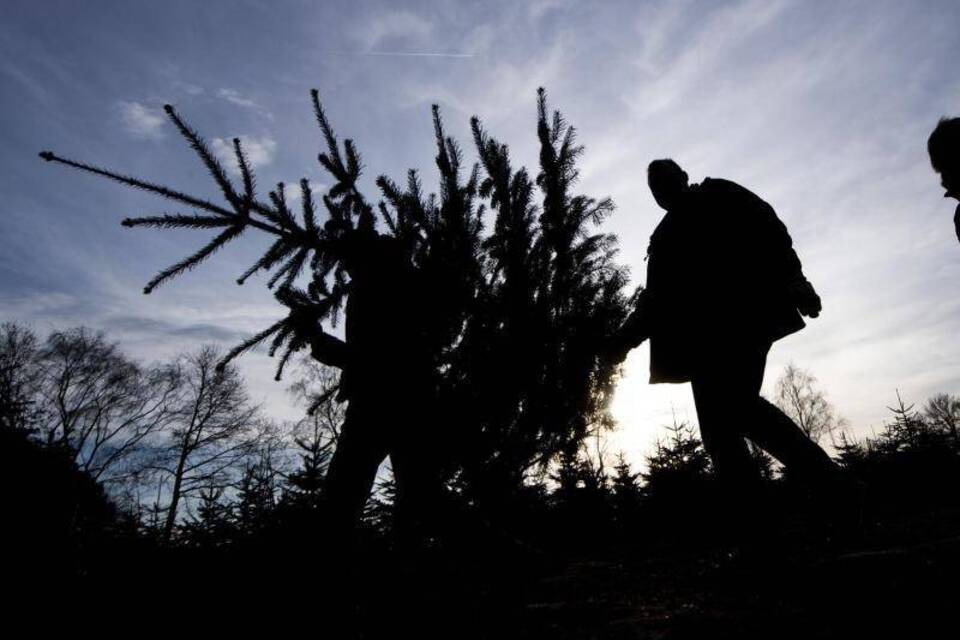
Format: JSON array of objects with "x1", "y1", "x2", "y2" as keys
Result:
[{"x1": 609, "y1": 345, "x2": 700, "y2": 470}]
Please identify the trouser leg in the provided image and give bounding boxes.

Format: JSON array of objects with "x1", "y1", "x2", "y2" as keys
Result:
[
  {"x1": 692, "y1": 344, "x2": 862, "y2": 547},
  {"x1": 693, "y1": 344, "x2": 842, "y2": 486},
  {"x1": 748, "y1": 396, "x2": 864, "y2": 538},
  {"x1": 314, "y1": 402, "x2": 389, "y2": 636},
  {"x1": 691, "y1": 352, "x2": 766, "y2": 495},
  {"x1": 390, "y1": 449, "x2": 428, "y2": 549},
  {"x1": 388, "y1": 391, "x2": 445, "y2": 550},
  {"x1": 324, "y1": 403, "x2": 389, "y2": 544},
  {"x1": 690, "y1": 345, "x2": 773, "y2": 548},
  {"x1": 745, "y1": 398, "x2": 841, "y2": 484}
]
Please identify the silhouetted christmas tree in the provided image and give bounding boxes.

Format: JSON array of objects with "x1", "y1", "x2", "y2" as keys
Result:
[
  {"x1": 40, "y1": 88, "x2": 634, "y2": 537},
  {"x1": 610, "y1": 453, "x2": 642, "y2": 530}
]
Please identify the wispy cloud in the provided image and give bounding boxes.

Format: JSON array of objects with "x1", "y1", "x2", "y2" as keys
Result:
[
  {"x1": 216, "y1": 87, "x2": 273, "y2": 120},
  {"x1": 173, "y1": 80, "x2": 205, "y2": 96},
  {"x1": 116, "y1": 100, "x2": 166, "y2": 139},
  {"x1": 528, "y1": 0, "x2": 569, "y2": 21},
  {"x1": 103, "y1": 314, "x2": 245, "y2": 343},
  {"x1": 1, "y1": 61, "x2": 50, "y2": 105},
  {"x1": 352, "y1": 9, "x2": 432, "y2": 50},
  {"x1": 285, "y1": 180, "x2": 328, "y2": 202},
  {"x1": 211, "y1": 135, "x2": 277, "y2": 175}
]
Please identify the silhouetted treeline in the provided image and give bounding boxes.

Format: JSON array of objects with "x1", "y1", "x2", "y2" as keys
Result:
[
  {"x1": 835, "y1": 393, "x2": 960, "y2": 512},
  {"x1": 6, "y1": 322, "x2": 960, "y2": 574}
]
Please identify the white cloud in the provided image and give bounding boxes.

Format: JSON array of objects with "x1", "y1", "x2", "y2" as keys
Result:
[
  {"x1": 217, "y1": 88, "x2": 273, "y2": 120},
  {"x1": 352, "y1": 9, "x2": 432, "y2": 50},
  {"x1": 174, "y1": 81, "x2": 205, "y2": 96},
  {"x1": 116, "y1": 100, "x2": 166, "y2": 139},
  {"x1": 211, "y1": 135, "x2": 278, "y2": 175},
  {"x1": 217, "y1": 88, "x2": 257, "y2": 109},
  {"x1": 528, "y1": 0, "x2": 569, "y2": 21},
  {"x1": 285, "y1": 180, "x2": 328, "y2": 203}
]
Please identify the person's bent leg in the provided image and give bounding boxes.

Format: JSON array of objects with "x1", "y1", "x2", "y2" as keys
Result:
[
  {"x1": 745, "y1": 398, "x2": 840, "y2": 482},
  {"x1": 746, "y1": 398, "x2": 865, "y2": 538}
]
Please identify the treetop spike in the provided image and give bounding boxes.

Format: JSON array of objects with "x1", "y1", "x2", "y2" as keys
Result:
[
  {"x1": 39, "y1": 151, "x2": 55, "y2": 161},
  {"x1": 163, "y1": 104, "x2": 174, "y2": 113}
]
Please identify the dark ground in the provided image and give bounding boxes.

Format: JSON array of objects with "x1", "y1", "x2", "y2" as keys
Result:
[
  {"x1": 8, "y1": 497, "x2": 959, "y2": 637},
  {"x1": 6, "y1": 421, "x2": 958, "y2": 637},
  {"x1": 519, "y1": 513, "x2": 960, "y2": 639},
  {"x1": 355, "y1": 504, "x2": 960, "y2": 639}
]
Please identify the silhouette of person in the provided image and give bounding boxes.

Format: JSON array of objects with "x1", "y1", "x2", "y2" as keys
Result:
[
  {"x1": 610, "y1": 159, "x2": 855, "y2": 534},
  {"x1": 927, "y1": 117, "x2": 960, "y2": 244},
  {"x1": 296, "y1": 220, "x2": 442, "y2": 550}
]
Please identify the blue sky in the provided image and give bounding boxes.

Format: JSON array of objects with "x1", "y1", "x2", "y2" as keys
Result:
[{"x1": 2, "y1": 0, "x2": 959, "y2": 466}]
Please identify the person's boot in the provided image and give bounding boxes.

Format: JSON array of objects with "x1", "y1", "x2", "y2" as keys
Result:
[{"x1": 710, "y1": 482, "x2": 785, "y2": 574}]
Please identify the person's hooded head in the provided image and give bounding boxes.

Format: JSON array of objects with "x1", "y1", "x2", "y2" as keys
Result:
[
  {"x1": 324, "y1": 212, "x2": 379, "y2": 276},
  {"x1": 647, "y1": 159, "x2": 690, "y2": 211},
  {"x1": 928, "y1": 117, "x2": 960, "y2": 201}
]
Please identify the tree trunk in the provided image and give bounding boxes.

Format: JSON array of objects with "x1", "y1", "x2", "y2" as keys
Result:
[{"x1": 162, "y1": 447, "x2": 189, "y2": 541}]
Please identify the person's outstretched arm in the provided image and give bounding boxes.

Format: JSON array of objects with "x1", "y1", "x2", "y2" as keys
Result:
[
  {"x1": 606, "y1": 291, "x2": 651, "y2": 364},
  {"x1": 310, "y1": 330, "x2": 348, "y2": 369},
  {"x1": 286, "y1": 308, "x2": 349, "y2": 369}
]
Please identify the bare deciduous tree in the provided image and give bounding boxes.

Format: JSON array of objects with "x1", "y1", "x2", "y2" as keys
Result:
[
  {"x1": 773, "y1": 363, "x2": 845, "y2": 445},
  {"x1": 288, "y1": 356, "x2": 345, "y2": 445},
  {"x1": 0, "y1": 323, "x2": 41, "y2": 433},
  {"x1": 154, "y1": 346, "x2": 261, "y2": 540},
  {"x1": 34, "y1": 327, "x2": 181, "y2": 485},
  {"x1": 923, "y1": 393, "x2": 960, "y2": 445}
]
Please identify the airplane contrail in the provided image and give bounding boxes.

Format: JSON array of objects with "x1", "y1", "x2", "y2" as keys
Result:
[{"x1": 358, "y1": 51, "x2": 473, "y2": 58}]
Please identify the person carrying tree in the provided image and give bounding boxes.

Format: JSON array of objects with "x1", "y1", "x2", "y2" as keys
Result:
[
  {"x1": 39, "y1": 93, "x2": 448, "y2": 555},
  {"x1": 609, "y1": 159, "x2": 861, "y2": 543},
  {"x1": 295, "y1": 218, "x2": 443, "y2": 550}
]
